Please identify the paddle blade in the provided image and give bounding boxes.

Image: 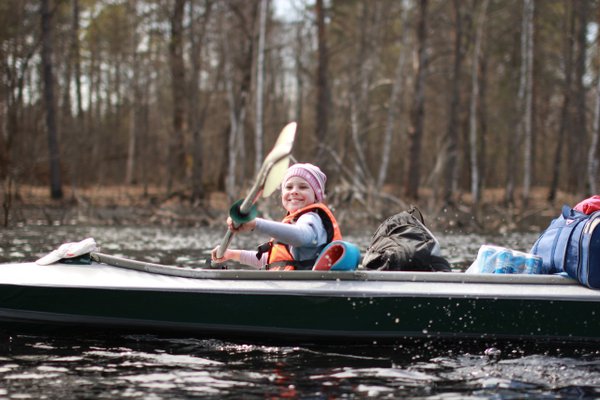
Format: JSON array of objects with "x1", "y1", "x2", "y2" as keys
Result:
[
  {"x1": 262, "y1": 122, "x2": 297, "y2": 197},
  {"x1": 264, "y1": 121, "x2": 296, "y2": 163},
  {"x1": 274, "y1": 121, "x2": 297, "y2": 148},
  {"x1": 263, "y1": 157, "x2": 290, "y2": 197}
]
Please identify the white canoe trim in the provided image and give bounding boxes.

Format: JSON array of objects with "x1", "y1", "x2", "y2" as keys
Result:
[{"x1": 0, "y1": 255, "x2": 599, "y2": 302}]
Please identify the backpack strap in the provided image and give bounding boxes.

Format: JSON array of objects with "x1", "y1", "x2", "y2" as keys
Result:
[
  {"x1": 314, "y1": 208, "x2": 335, "y2": 243},
  {"x1": 562, "y1": 204, "x2": 587, "y2": 220},
  {"x1": 407, "y1": 205, "x2": 425, "y2": 224},
  {"x1": 256, "y1": 242, "x2": 272, "y2": 260}
]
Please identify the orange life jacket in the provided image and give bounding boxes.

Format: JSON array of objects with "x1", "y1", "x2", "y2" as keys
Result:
[{"x1": 263, "y1": 203, "x2": 342, "y2": 271}]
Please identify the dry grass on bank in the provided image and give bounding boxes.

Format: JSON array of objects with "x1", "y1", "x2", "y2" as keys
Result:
[
  {"x1": 3, "y1": 184, "x2": 228, "y2": 227},
  {"x1": 1, "y1": 183, "x2": 585, "y2": 233}
]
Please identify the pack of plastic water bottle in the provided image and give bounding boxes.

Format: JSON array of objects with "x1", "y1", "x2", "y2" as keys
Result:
[{"x1": 465, "y1": 245, "x2": 544, "y2": 274}]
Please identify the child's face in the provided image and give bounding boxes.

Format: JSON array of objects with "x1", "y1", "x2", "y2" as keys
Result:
[{"x1": 281, "y1": 176, "x2": 316, "y2": 213}]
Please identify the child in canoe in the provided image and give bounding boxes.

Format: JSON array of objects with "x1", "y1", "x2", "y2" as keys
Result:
[{"x1": 211, "y1": 163, "x2": 341, "y2": 270}]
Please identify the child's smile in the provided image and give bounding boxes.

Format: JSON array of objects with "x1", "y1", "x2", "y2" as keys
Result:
[{"x1": 282, "y1": 177, "x2": 317, "y2": 212}]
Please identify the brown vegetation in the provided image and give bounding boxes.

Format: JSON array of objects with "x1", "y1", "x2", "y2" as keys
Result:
[{"x1": 1, "y1": 184, "x2": 581, "y2": 235}]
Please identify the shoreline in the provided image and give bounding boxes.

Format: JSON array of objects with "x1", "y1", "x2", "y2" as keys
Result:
[{"x1": 1, "y1": 184, "x2": 580, "y2": 234}]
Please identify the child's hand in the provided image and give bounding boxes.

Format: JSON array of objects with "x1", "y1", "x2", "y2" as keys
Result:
[
  {"x1": 210, "y1": 246, "x2": 225, "y2": 262},
  {"x1": 227, "y1": 217, "x2": 257, "y2": 233},
  {"x1": 211, "y1": 246, "x2": 231, "y2": 262}
]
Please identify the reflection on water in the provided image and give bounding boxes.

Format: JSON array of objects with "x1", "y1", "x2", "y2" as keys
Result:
[
  {"x1": 1, "y1": 225, "x2": 599, "y2": 398},
  {"x1": 1, "y1": 332, "x2": 600, "y2": 399}
]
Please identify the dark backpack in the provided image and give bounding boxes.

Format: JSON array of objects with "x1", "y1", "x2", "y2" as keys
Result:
[{"x1": 363, "y1": 207, "x2": 451, "y2": 272}]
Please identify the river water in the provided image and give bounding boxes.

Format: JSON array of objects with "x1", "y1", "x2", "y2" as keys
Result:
[{"x1": 1, "y1": 225, "x2": 600, "y2": 399}]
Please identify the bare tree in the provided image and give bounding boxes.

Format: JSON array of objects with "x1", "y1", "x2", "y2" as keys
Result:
[
  {"x1": 378, "y1": 1, "x2": 410, "y2": 189},
  {"x1": 588, "y1": 73, "x2": 600, "y2": 194},
  {"x1": 440, "y1": 0, "x2": 465, "y2": 205},
  {"x1": 125, "y1": 0, "x2": 140, "y2": 185},
  {"x1": 293, "y1": 20, "x2": 305, "y2": 129},
  {"x1": 188, "y1": 0, "x2": 214, "y2": 202},
  {"x1": 570, "y1": 0, "x2": 588, "y2": 196},
  {"x1": 1, "y1": 1, "x2": 38, "y2": 180},
  {"x1": 588, "y1": 33, "x2": 600, "y2": 194},
  {"x1": 315, "y1": 0, "x2": 329, "y2": 161},
  {"x1": 349, "y1": 2, "x2": 382, "y2": 191},
  {"x1": 167, "y1": 0, "x2": 187, "y2": 193},
  {"x1": 468, "y1": 0, "x2": 489, "y2": 210},
  {"x1": 41, "y1": 0, "x2": 63, "y2": 199},
  {"x1": 254, "y1": 0, "x2": 268, "y2": 174},
  {"x1": 70, "y1": 0, "x2": 85, "y2": 188},
  {"x1": 71, "y1": 0, "x2": 83, "y2": 124},
  {"x1": 223, "y1": 18, "x2": 241, "y2": 199},
  {"x1": 505, "y1": 0, "x2": 531, "y2": 207},
  {"x1": 548, "y1": 1, "x2": 574, "y2": 203},
  {"x1": 222, "y1": 1, "x2": 257, "y2": 199},
  {"x1": 404, "y1": 0, "x2": 428, "y2": 200},
  {"x1": 521, "y1": 0, "x2": 534, "y2": 206}
]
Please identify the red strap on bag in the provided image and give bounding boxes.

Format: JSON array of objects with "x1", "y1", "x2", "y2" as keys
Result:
[{"x1": 574, "y1": 195, "x2": 600, "y2": 215}]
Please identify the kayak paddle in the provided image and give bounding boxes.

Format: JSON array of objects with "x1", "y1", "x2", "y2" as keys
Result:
[{"x1": 214, "y1": 121, "x2": 297, "y2": 261}]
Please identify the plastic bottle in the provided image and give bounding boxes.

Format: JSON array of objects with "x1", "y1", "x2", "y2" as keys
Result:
[
  {"x1": 479, "y1": 246, "x2": 497, "y2": 273},
  {"x1": 511, "y1": 252, "x2": 526, "y2": 274},
  {"x1": 524, "y1": 255, "x2": 542, "y2": 274},
  {"x1": 494, "y1": 250, "x2": 512, "y2": 274}
]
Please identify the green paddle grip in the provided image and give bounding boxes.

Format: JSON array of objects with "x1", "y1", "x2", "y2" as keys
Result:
[{"x1": 229, "y1": 199, "x2": 258, "y2": 225}]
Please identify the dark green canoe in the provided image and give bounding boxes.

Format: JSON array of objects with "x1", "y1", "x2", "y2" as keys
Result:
[{"x1": 0, "y1": 252, "x2": 598, "y2": 345}]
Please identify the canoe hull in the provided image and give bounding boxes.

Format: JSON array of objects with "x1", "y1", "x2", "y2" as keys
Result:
[
  {"x1": 0, "y1": 256, "x2": 599, "y2": 344},
  {"x1": 0, "y1": 286, "x2": 597, "y2": 343}
]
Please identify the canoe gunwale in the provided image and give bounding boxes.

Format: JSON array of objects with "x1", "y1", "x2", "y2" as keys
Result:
[{"x1": 92, "y1": 252, "x2": 579, "y2": 285}]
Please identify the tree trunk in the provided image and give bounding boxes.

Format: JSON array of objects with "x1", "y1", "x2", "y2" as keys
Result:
[
  {"x1": 441, "y1": 0, "x2": 464, "y2": 205},
  {"x1": 468, "y1": 0, "x2": 489, "y2": 210},
  {"x1": 222, "y1": 2, "x2": 256, "y2": 199},
  {"x1": 41, "y1": 0, "x2": 63, "y2": 199},
  {"x1": 504, "y1": 23, "x2": 521, "y2": 206},
  {"x1": 71, "y1": 0, "x2": 84, "y2": 188},
  {"x1": 125, "y1": 74, "x2": 138, "y2": 186},
  {"x1": 315, "y1": 0, "x2": 329, "y2": 161},
  {"x1": 588, "y1": 66, "x2": 600, "y2": 195},
  {"x1": 521, "y1": 0, "x2": 534, "y2": 206},
  {"x1": 254, "y1": 0, "x2": 268, "y2": 174},
  {"x1": 588, "y1": 10, "x2": 600, "y2": 195},
  {"x1": 1, "y1": 5, "x2": 37, "y2": 181},
  {"x1": 167, "y1": 0, "x2": 187, "y2": 193},
  {"x1": 189, "y1": 0, "x2": 214, "y2": 202},
  {"x1": 125, "y1": 0, "x2": 139, "y2": 185},
  {"x1": 294, "y1": 22, "x2": 304, "y2": 130},
  {"x1": 72, "y1": 0, "x2": 83, "y2": 122},
  {"x1": 570, "y1": 0, "x2": 587, "y2": 196},
  {"x1": 61, "y1": 39, "x2": 72, "y2": 138},
  {"x1": 223, "y1": 29, "x2": 239, "y2": 199},
  {"x1": 350, "y1": 2, "x2": 381, "y2": 190},
  {"x1": 548, "y1": 1, "x2": 574, "y2": 203},
  {"x1": 404, "y1": 0, "x2": 428, "y2": 200},
  {"x1": 378, "y1": 2, "x2": 410, "y2": 189}
]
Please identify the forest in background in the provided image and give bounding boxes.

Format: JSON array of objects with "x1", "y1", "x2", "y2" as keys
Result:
[{"x1": 1, "y1": 0, "x2": 600, "y2": 230}]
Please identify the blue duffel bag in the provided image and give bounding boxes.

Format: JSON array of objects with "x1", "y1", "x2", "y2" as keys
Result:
[{"x1": 531, "y1": 205, "x2": 600, "y2": 288}]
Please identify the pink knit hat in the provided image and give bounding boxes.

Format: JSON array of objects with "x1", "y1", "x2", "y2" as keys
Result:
[{"x1": 282, "y1": 163, "x2": 327, "y2": 202}]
